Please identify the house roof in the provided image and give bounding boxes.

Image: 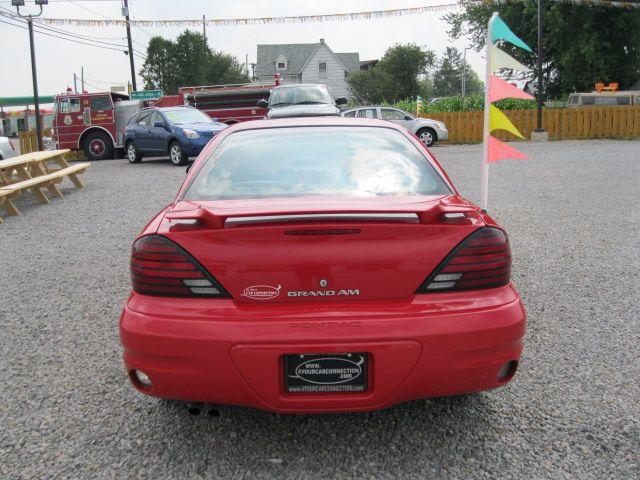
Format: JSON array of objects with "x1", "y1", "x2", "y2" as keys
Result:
[
  {"x1": 336, "y1": 53, "x2": 360, "y2": 73},
  {"x1": 255, "y1": 42, "x2": 359, "y2": 76}
]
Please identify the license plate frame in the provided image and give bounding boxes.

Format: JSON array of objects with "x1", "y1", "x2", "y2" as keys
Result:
[{"x1": 284, "y1": 352, "x2": 368, "y2": 393}]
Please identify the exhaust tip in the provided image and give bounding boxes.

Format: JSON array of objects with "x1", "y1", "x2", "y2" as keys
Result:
[
  {"x1": 497, "y1": 360, "x2": 518, "y2": 382},
  {"x1": 129, "y1": 369, "x2": 152, "y2": 390},
  {"x1": 187, "y1": 402, "x2": 203, "y2": 415}
]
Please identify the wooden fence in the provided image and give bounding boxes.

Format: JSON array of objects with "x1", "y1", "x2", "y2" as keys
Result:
[
  {"x1": 18, "y1": 130, "x2": 85, "y2": 160},
  {"x1": 18, "y1": 129, "x2": 51, "y2": 154},
  {"x1": 420, "y1": 106, "x2": 640, "y2": 143}
]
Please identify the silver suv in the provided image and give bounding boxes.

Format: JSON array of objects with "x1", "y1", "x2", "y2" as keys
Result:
[
  {"x1": 257, "y1": 84, "x2": 348, "y2": 119},
  {"x1": 342, "y1": 106, "x2": 447, "y2": 147}
]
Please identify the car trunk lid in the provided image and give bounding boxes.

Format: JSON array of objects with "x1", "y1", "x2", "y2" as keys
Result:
[{"x1": 157, "y1": 195, "x2": 483, "y2": 303}]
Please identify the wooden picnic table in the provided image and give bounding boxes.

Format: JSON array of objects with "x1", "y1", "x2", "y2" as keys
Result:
[{"x1": 0, "y1": 149, "x2": 90, "y2": 223}]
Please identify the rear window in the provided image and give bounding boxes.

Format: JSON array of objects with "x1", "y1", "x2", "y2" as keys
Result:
[{"x1": 184, "y1": 126, "x2": 451, "y2": 201}]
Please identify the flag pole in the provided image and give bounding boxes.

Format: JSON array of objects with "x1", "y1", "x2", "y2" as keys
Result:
[{"x1": 482, "y1": 12, "x2": 499, "y2": 212}]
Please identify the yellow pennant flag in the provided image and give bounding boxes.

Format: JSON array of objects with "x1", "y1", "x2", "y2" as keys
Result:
[{"x1": 489, "y1": 105, "x2": 524, "y2": 139}]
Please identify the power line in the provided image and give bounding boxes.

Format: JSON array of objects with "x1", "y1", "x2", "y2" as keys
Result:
[
  {"x1": 1, "y1": 12, "x2": 125, "y2": 47},
  {"x1": 0, "y1": 17, "x2": 128, "y2": 53}
]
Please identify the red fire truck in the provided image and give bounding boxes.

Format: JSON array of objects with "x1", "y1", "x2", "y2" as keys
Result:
[
  {"x1": 154, "y1": 81, "x2": 275, "y2": 124},
  {"x1": 52, "y1": 79, "x2": 278, "y2": 160}
]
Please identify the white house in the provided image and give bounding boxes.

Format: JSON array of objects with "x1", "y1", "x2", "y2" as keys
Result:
[{"x1": 255, "y1": 39, "x2": 360, "y2": 99}]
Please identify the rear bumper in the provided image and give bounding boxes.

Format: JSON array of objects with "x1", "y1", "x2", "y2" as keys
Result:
[{"x1": 120, "y1": 285, "x2": 526, "y2": 413}]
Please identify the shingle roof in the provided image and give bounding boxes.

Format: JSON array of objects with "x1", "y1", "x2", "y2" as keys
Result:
[
  {"x1": 255, "y1": 42, "x2": 359, "y2": 76},
  {"x1": 336, "y1": 53, "x2": 360, "y2": 73}
]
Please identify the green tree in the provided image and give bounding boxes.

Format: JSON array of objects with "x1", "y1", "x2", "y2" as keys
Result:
[
  {"x1": 140, "y1": 37, "x2": 176, "y2": 93},
  {"x1": 207, "y1": 50, "x2": 250, "y2": 85},
  {"x1": 378, "y1": 43, "x2": 436, "y2": 99},
  {"x1": 140, "y1": 30, "x2": 249, "y2": 94},
  {"x1": 432, "y1": 47, "x2": 483, "y2": 97},
  {"x1": 347, "y1": 43, "x2": 435, "y2": 103},
  {"x1": 417, "y1": 77, "x2": 435, "y2": 100},
  {"x1": 446, "y1": 1, "x2": 640, "y2": 96},
  {"x1": 172, "y1": 30, "x2": 213, "y2": 89},
  {"x1": 347, "y1": 68, "x2": 396, "y2": 104}
]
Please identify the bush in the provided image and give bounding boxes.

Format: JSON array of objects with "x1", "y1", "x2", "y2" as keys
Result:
[
  {"x1": 347, "y1": 95, "x2": 539, "y2": 116},
  {"x1": 419, "y1": 95, "x2": 537, "y2": 113}
]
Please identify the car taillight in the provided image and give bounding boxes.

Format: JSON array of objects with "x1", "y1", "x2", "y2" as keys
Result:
[
  {"x1": 417, "y1": 227, "x2": 511, "y2": 292},
  {"x1": 131, "y1": 235, "x2": 229, "y2": 297}
]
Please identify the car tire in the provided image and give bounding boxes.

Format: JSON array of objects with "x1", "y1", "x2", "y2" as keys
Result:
[
  {"x1": 169, "y1": 141, "x2": 188, "y2": 166},
  {"x1": 126, "y1": 141, "x2": 142, "y2": 163},
  {"x1": 417, "y1": 127, "x2": 437, "y2": 147},
  {"x1": 82, "y1": 130, "x2": 114, "y2": 160}
]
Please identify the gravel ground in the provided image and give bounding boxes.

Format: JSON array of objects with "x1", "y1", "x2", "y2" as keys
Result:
[{"x1": 1, "y1": 141, "x2": 638, "y2": 479}]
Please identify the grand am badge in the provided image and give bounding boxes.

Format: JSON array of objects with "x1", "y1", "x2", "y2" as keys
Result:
[
  {"x1": 241, "y1": 284, "x2": 281, "y2": 300},
  {"x1": 287, "y1": 289, "x2": 359, "y2": 297}
]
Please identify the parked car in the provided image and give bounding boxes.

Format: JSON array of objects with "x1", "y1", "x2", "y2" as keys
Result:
[
  {"x1": 342, "y1": 106, "x2": 448, "y2": 147},
  {"x1": 119, "y1": 116, "x2": 526, "y2": 414},
  {"x1": 257, "y1": 84, "x2": 347, "y2": 119},
  {"x1": 124, "y1": 106, "x2": 227, "y2": 166},
  {"x1": 0, "y1": 136, "x2": 18, "y2": 160}
]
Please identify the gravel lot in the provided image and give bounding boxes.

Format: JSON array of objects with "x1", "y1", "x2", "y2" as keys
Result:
[{"x1": 1, "y1": 140, "x2": 638, "y2": 479}]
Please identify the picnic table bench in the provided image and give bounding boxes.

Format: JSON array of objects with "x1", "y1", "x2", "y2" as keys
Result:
[{"x1": 0, "y1": 149, "x2": 90, "y2": 223}]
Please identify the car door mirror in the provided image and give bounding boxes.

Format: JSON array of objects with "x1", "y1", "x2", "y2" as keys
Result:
[
  {"x1": 335, "y1": 97, "x2": 348, "y2": 106},
  {"x1": 153, "y1": 120, "x2": 165, "y2": 128},
  {"x1": 257, "y1": 99, "x2": 268, "y2": 108}
]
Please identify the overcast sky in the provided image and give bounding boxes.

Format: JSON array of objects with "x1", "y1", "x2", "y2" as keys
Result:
[{"x1": 0, "y1": 0, "x2": 484, "y2": 105}]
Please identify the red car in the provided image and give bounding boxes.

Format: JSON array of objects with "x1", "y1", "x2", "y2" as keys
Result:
[{"x1": 119, "y1": 117, "x2": 526, "y2": 413}]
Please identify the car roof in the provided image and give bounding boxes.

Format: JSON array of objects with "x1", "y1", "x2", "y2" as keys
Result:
[
  {"x1": 220, "y1": 116, "x2": 409, "y2": 133},
  {"x1": 343, "y1": 106, "x2": 405, "y2": 110},
  {"x1": 272, "y1": 84, "x2": 330, "y2": 89}
]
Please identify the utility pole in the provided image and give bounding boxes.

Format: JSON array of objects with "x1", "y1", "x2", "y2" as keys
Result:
[
  {"x1": 245, "y1": 53, "x2": 249, "y2": 78},
  {"x1": 81, "y1": 66, "x2": 85, "y2": 92},
  {"x1": 202, "y1": 15, "x2": 206, "y2": 40},
  {"x1": 122, "y1": 0, "x2": 137, "y2": 91},
  {"x1": 14, "y1": 0, "x2": 46, "y2": 151},
  {"x1": 462, "y1": 46, "x2": 471, "y2": 99},
  {"x1": 535, "y1": 0, "x2": 545, "y2": 132},
  {"x1": 73, "y1": 73, "x2": 77, "y2": 93}
]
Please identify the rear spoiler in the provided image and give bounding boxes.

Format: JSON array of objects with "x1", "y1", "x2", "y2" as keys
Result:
[{"x1": 163, "y1": 202, "x2": 478, "y2": 229}]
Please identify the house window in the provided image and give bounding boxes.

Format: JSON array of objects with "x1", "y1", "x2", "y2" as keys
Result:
[
  {"x1": 276, "y1": 61, "x2": 287, "y2": 70},
  {"x1": 318, "y1": 62, "x2": 327, "y2": 79}
]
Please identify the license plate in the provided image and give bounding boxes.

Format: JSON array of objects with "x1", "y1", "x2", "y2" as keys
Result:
[{"x1": 284, "y1": 353, "x2": 368, "y2": 393}]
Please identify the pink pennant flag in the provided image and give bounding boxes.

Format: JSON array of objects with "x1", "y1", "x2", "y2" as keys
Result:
[
  {"x1": 487, "y1": 136, "x2": 529, "y2": 164},
  {"x1": 489, "y1": 75, "x2": 535, "y2": 103}
]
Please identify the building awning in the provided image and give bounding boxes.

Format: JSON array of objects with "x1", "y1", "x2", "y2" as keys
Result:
[{"x1": 0, "y1": 96, "x2": 56, "y2": 107}]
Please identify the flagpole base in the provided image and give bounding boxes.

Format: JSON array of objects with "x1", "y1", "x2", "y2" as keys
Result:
[{"x1": 530, "y1": 130, "x2": 549, "y2": 142}]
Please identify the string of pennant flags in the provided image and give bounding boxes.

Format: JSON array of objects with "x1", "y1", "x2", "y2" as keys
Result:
[
  {"x1": 11, "y1": 0, "x2": 637, "y2": 28},
  {"x1": 481, "y1": 13, "x2": 534, "y2": 210},
  {"x1": 32, "y1": 3, "x2": 462, "y2": 28}
]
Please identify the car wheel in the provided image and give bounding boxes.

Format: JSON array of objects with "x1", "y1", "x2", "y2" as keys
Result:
[
  {"x1": 169, "y1": 142, "x2": 188, "y2": 166},
  {"x1": 82, "y1": 130, "x2": 114, "y2": 160},
  {"x1": 417, "y1": 128, "x2": 437, "y2": 147},
  {"x1": 126, "y1": 141, "x2": 142, "y2": 163}
]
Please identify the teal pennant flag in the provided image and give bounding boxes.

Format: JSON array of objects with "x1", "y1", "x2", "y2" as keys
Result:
[{"x1": 491, "y1": 15, "x2": 532, "y2": 52}]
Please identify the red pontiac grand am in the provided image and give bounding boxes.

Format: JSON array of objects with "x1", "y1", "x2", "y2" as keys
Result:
[{"x1": 119, "y1": 117, "x2": 526, "y2": 413}]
